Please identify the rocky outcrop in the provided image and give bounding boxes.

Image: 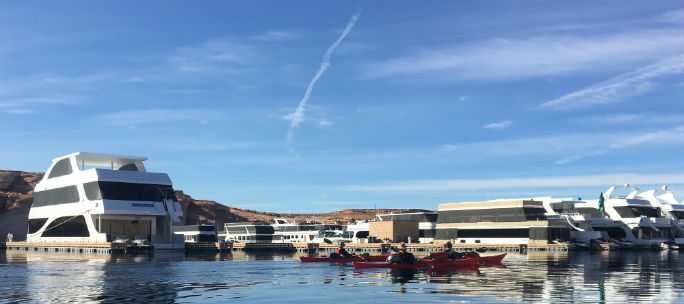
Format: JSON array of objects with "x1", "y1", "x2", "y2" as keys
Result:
[{"x1": 0, "y1": 169, "x2": 433, "y2": 241}]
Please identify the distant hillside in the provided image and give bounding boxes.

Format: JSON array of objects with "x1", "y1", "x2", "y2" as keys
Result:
[{"x1": 0, "y1": 169, "x2": 431, "y2": 241}]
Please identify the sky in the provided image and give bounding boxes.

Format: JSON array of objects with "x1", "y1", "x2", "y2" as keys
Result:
[{"x1": 1, "y1": 1, "x2": 682, "y2": 212}]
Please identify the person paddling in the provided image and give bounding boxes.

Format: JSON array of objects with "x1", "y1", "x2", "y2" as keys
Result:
[
  {"x1": 443, "y1": 241, "x2": 467, "y2": 259},
  {"x1": 335, "y1": 242, "x2": 354, "y2": 258},
  {"x1": 388, "y1": 242, "x2": 416, "y2": 264}
]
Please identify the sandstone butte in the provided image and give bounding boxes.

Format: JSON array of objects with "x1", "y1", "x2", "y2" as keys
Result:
[{"x1": 0, "y1": 170, "x2": 431, "y2": 241}]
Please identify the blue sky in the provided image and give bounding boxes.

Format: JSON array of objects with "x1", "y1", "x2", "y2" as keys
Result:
[{"x1": 1, "y1": 1, "x2": 682, "y2": 212}]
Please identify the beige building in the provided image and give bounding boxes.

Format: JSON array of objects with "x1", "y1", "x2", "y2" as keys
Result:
[{"x1": 369, "y1": 220, "x2": 419, "y2": 243}]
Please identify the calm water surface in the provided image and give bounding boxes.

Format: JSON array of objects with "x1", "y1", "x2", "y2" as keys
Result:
[{"x1": 1, "y1": 250, "x2": 682, "y2": 303}]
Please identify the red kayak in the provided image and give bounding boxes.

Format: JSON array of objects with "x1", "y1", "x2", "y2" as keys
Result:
[
  {"x1": 476, "y1": 253, "x2": 506, "y2": 265},
  {"x1": 300, "y1": 254, "x2": 389, "y2": 263},
  {"x1": 421, "y1": 257, "x2": 479, "y2": 269},
  {"x1": 353, "y1": 258, "x2": 479, "y2": 270},
  {"x1": 353, "y1": 261, "x2": 432, "y2": 269}
]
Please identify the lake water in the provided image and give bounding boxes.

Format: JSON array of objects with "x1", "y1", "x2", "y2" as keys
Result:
[{"x1": 1, "y1": 249, "x2": 682, "y2": 303}]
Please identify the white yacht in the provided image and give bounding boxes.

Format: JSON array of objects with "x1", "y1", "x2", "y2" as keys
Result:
[
  {"x1": 26, "y1": 152, "x2": 184, "y2": 250},
  {"x1": 223, "y1": 222, "x2": 278, "y2": 243},
  {"x1": 345, "y1": 220, "x2": 370, "y2": 243},
  {"x1": 637, "y1": 186, "x2": 684, "y2": 248},
  {"x1": 224, "y1": 218, "x2": 322, "y2": 243},
  {"x1": 537, "y1": 197, "x2": 615, "y2": 249},
  {"x1": 581, "y1": 185, "x2": 670, "y2": 248},
  {"x1": 270, "y1": 218, "x2": 322, "y2": 243}
]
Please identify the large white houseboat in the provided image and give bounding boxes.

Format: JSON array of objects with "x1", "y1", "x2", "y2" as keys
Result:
[
  {"x1": 434, "y1": 198, "x2": 572, "y2": 246},
  {"x1": 637, "y1": 186, "x2": 684, "y2": 248},
  {"x1": 26, "y1": 152, "x2": 185, "y2": 250},
  {"x1": 580, "y1": 185, "x2": 670, "y2": 248}
]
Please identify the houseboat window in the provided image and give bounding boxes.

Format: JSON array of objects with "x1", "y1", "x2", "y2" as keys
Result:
[
  {"x1": 592, "y1": 226, "x2": 627, "y2": 238},
  {"x1": 84, "y1": 181, "x2": 176, "y2": 202},
  {"x1": 118, "y1": 163, "x2": 139, "y2": 171},
  {"x1": 419, "y1": 229, "x2": 436, "y2": 238},
  {"x1": 434, "y1": 228, "x2": 458, "y2": 240},
  {"x1": 670, "y1": 211, "x2": 684, "y2": 220},
  {"x1": 629, "y1": 206, "x2": 660, "y2": 218},
  {"x1": 437, "y1": 207, "x2": 547, "y2": 223},
  {"x1": 576, "y1": 208, "x2": 603, "y2": 217},
  {"x1": 32, "y1": 185, "x2": 80, "y2": 207},
  {"x1": 458, "y1": 229, "x2": 529, "y2": 238},
  {"x1": 41, "y1": 216, "x2": 89, "y2": 237},
  {"x1": 615, "y1": 206, "x2": 660, "y2": 218},
  {"x1": 355, "y1": 231, "x2": 369, "y2": 238},
  {"x1": 47, "y1": 158, "x2": 73, "y2": 179},
  {"x1": 28, "y1": 218, "x2": 49, "y2": 234}
]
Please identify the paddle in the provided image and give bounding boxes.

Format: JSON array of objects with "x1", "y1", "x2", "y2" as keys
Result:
[
  {"x1": 475, "y1": 247, "x2": 488, "y2": 253},
  {"x1": 323, "y1": 238, "x2": 333, "y2": 244}
]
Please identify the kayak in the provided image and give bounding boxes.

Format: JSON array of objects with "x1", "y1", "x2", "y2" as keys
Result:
[
  {"x1": 300, "y1": 254, "x2": 389, "y2": 263},
  {"x1": 300, "y1": 256, "x2": 364, "y2": 262},
  {"x1": 477, "y1": 253, "x2": 506, "y2": 265},
  {"x1": 353, "y1": 261, "x2": 432, "y2": 269},
  {"x1": 353, "y1": 258, "x2": 479, "y2": 270},
  {"x1": 421, "y1": 257, "x2": 479, "y2": 269}
]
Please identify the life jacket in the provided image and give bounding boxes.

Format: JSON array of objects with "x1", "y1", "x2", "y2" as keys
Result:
[{"x1": 336, "y1": 247, "x2": 343, "y2": 254}]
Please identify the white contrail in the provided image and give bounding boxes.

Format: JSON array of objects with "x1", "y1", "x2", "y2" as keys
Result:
[{"x1": 286, "y1": 10, "x2": 361, "y2": 147}]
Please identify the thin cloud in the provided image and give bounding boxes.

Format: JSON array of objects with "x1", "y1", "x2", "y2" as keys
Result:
[
  {"x1": 0, "y1": 96, "x2": 79, "y2": 114},
  {"x1": 576, "y1": 113, "x2": 684, "y2": 125},
  {"x1": 169, "y1": 38, "x2": 257, "y2": 73},
  {"x1": 344, "y1": 173, "x2": 683, "y2": 192},
  {"x1": 285, "y1": 9, "x2": 361, "y2": 149},
  {"x1": 483, "y1": 120, "x2": 512, "y2": 129},
  {"x1": 539, "y1": 55, "x2": 684, "y2": 110},
  {"x1": 440, "y1": 126, "x2": 683, "y2": 163},
  {"x1": 364, "y1": 29, "x2": 682, "y2": 81},
  {"x1": 252, "y1": 30, "x2": 301, "y2": 41},
  {"x1": 97, "y1": 108, "x2": 221, "y2": 126},
  {"x1": 555, "y1": 126, "x2": 684, "y2": 164}
]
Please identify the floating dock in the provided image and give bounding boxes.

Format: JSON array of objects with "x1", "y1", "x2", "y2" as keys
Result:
[
  {"x1": 1, "y1": 241, "x2": 570, "y2": 254},
  {"x1": 1, "y1": 242, "x2": 128, "y2": 254}
]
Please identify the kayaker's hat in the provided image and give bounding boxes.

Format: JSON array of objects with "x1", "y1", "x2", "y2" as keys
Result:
[{"x1": 399, "y1": 242, "x2": 407, "y2": 250}]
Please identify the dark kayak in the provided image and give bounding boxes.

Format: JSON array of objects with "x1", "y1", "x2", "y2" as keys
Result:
[{"x1": 300, "y1": 254, "x2": 389, "y2": 263}]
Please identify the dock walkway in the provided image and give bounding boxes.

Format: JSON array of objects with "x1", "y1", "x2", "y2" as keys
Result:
[{"x1": 1, "y1": 241, "x2": 569, "y2": 254}]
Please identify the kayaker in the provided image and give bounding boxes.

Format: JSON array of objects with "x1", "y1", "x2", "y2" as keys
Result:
[
  {"x1": 388, "y1": 242, "x2": 416, "y2": 264},
  {"x1": 335, "y1": 242, "x2": 354, "y2": 258},
  {"x1": 443, "y1": 241, "x2": 467, "y2": 259}
]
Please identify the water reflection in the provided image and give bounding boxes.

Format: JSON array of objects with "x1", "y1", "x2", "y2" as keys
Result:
[{"x1": 0, "y1": 250, "x2": 681, "y2": 303}]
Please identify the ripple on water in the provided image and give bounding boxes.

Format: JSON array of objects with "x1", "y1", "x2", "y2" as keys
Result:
[{"x1": 0, "y1": 250, "x2": 683, "y2": 303}]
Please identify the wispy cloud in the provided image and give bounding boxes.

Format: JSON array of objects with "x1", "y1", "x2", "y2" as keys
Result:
[
  {"x1": 364, "y1": 29, "x2": 682, "y2": 81},
  {"x1": 483, "y1": 120, "x2": 512, "y2": 129},
  {"x1": 252, "y1": 30, "x2": 301, "y2": 41},
  {"x1": 576, "y1": 113, "x2": 684, "y2": 125},
  {"x1": 285, "y1": 10, "x2": 361, "y2": 149},
  {"x1": 440, "y1": 126, "x2": 683, "y2": 163},
  {"x1": 344, "y1": 173, "x2": 683, "y2": 192},
  {"x1": 96, "y1": 108, "x2": 221, "y2": 126},
  {"x1": 0, "y1": 96, "x2": 79, "y2": 114},
  {"x1": 169, "y1": 38, "x2": 257, "y2": 73},
  {"x1": 539, "y1": 55, "x2": 684, "y2": 110},
  {"x1": 654, "y1": 8, "x2": 684, "y2": 24},
  {"x1": 555, "y1": 126, "x2": 684, "y2": 164}
]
